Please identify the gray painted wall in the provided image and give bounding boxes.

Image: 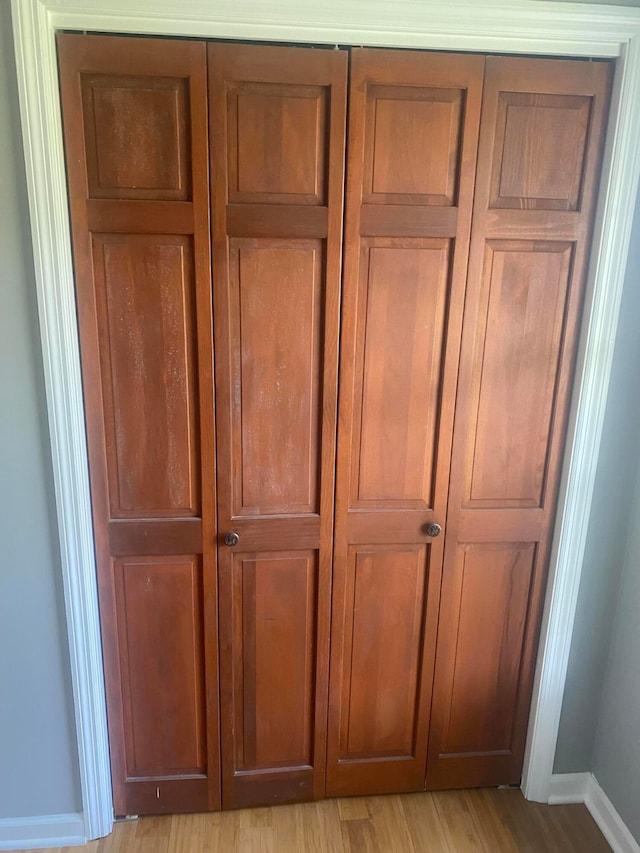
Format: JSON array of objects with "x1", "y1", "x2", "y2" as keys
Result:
[
  {"x1": 592, "y1": 457, "x2": 640, "y2": 841},
  {"x1": 554, "y1": 196, "x2": 640, "y2": 775},
  {"x1": 0, "y1": 2, "x2": 81, "y2": 819}
]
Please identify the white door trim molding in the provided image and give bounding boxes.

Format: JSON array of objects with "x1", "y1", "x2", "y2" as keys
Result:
[{"x1": 10, "y1": 0, "x2": 640, "y2": 838}]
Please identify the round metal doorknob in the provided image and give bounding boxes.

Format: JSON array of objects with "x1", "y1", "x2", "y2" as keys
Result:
[
  {"x1": 223, "y1": 531, "x2": 240, "y2": 547},
  {"x1": 425, "y1": 522, "x2": 442, "y2": 538}
]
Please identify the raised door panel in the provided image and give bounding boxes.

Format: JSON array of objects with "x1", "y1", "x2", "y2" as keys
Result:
[
  {"x1": 58, "y1": 34, "x2": 219, "y2": 815},
  {"x1": 489, "y1": 93, "x2": 592, "y2": 211},
  {"x1": 115, "y1": 557, "x2": 206, "y2": 777},
  {"x1": 228, "y1": 83, "x2": 327, "y2": 205},
  {"x1": 439, "y1": 545, "x2": 535, "y2": 756},
  {"x1": 231, "y1": 553, "x2": 316, "y2": 775},
  {"x1": 427, "y1": 56, "x2": 612, "y2": 790},
  {"x1": 465, "y1": 241, "x2": 572, "y2": 508},
  {"x1": 339, "y1": 547, "x2": 427, "y2": 760},
  {"x1": 209, "y1": 43, "x2": 347, "y2": 808},
  {"x1": 81, "y1": 74, "x2": 191, "y2": 201},
  {"x1": 363, "y1": 85, "x2": 463, "y2": 205},
  {"x1": 229, "y1": 238, "x2": 323, "y2": 516},
  {"x1": 327, "y1": 48, "x2": 485, "y2": 797},
  {"x1": 92, "y1": 234, "x2": 199, "y2": 517},
  {"x1": 353, "y1": 239, "x2": 450, "y2": 508}
]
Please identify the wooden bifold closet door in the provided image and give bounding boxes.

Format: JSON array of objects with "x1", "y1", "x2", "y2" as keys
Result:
[
  {"x1": 58, "y1": 32, "x2": 611, "y2": 815},
  {"x1": 58, "y1": 35, "x2": 220, "y2": 816},
  {"x1": 326, "y1": 48, "x2": 484, "y2": 797},
  {"x1": 426, "y1": 56, "x2": 611, "y2": 789},
  {"x1": 208, "y1": 43, "x2": 347, "y2": 809}
]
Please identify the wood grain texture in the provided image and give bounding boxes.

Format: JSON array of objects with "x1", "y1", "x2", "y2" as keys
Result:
[
  {"x1": 228, "y1": 82, "x2": 327, "y2": 205},
  {"x1": 114, "y1": 556, "x2": 206, "y2": 777},
  {"x1": 57, "y1": 33, "x2": 220, "y2": 814},
  {"x1": 427, "y1": 55, "x2": 612, "y2": 790},
  {"x1": 231, "y1": 552, "x2": 316, "y2": 772},
  {"x1": 339, "y1": 547, "x2": 428, "y2": 760},
  {"x1": 59, "y1": 35, "x2": 613, "y2": 811},
  {"x1": 229, "y1": 238, "x2": 323, "y2": 516},
  {"x1": 209, "y1": 42, "x2": 347, "y2": 809},
  {"x1": 354, "y1": 239, "x2": 449, "y2": 506},
  {"x1": 364, "y1": 85, "x2": 463, "y2": 205},
  {"x1": 81, "y1": 73, "x2": 191, "y2": 200},
  {"x1": 490, "y1": 93, "x2": 591, "y2": 211},
  {"x1": 91, "y1": 233, "x2": 199, "y2": 517},
  {"x1": 19, "y1": 790, "x2": 610, "y2": 853},
  {"x1": 464, "y1": 240, "x2": 573, "y2": 508},
  {"x1": 439, "y1": 545, "x2": 535, "y2": 756},
  {"x1": 327, "y1": 47, "x2": 485, "y2": 798}
]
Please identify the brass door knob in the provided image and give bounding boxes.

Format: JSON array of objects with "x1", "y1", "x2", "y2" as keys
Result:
[{"x1": 223, "y1": 531, "x2": 240, "y2": 547}]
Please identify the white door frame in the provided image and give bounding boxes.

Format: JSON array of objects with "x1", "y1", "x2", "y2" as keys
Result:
[{"x1": 11, "y1": 0, "x2": 640, "y2": 840}]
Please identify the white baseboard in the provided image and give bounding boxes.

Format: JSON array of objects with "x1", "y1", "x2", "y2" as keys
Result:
[
  {"x1": 549, "y1": 774, "x2": 640, "y2": 853},
  {"x1": 0, "y1": 813, "x2": 85, "y2": 850},
  {"x1": 549, "y1": 771, "x2": 591, "y2": 804}
]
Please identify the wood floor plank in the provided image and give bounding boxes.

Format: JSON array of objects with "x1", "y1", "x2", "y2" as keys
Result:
[
  {"x1": 338, "y1": 797, "x2": 371, "y2": 822},
  {"x1": 464, "y1": 789, "x2": 520, "y2": 852},
  {"x1": 340, "y1": 817, "x2": 379, "y2": 853},
  {"x1": 3, "y1": 790, "x2": 612, "y2": 852},
  {"x1": 400, "y1": 791, "x2": 454, "y2": 853},
  {"x1": 366, "y1": 795, "x2": 417, "y2": 853},
  {"x1": 432, "y1": 790, "x2": 492, "y2": 852},
  {"x1": 236, "y1": 826, "x2": 274, "y2": 852},
  {"x1": 166, "y1": 812, "x2": 225, "y2": 853},
  {"x1": 302, "y1": 801, "x2": 345, "y2": 853},
  {"x1": 488, "y1": 788, "x2": 573, "y2": 853},
  {"x1": 546, "y1": 802, "x2": 612, "y2": 852}
]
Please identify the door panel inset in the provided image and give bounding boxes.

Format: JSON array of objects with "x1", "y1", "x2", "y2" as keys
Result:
[
  {"x1": 81, "y1": 74, "x2": 191, "y2": 200},
  {"x1": 229, "y1": 238, "x2": 323, "y2": 516},
  {"x1": 355, "y1": 240, "x2": 450, "y2": 506},
  {"x1": 115, "y1": 556, "x2": 206, "y2": 777},
  {"x1": 228, "y1": 83, "x2": 327, "y2": 204},
  {"x1": 93, "y1": 234, "x2": 199, "y2": 516},
  {"x1": 340, "y1": 546, "x2": 428, "y2": 759},
  {"x1": 231, "y1": 552, "x2": 316, "y2": 771},
  {"x1": 442, "y1": 544, "x2": 535, "y2": 755},
  {"x1": 466, "y1": 241, "x2": 573, "y2": 508},
  {"x1": 364, "y1": 86, "x2": 463, "y2": 205},
  {"x1": 490, "y1": 93, "x2": 592, "y2": 211}
]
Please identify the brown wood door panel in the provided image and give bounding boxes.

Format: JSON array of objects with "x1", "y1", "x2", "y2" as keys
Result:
[
  {"x1": 80, "y1": 73, "x2": 192, "y2": 201},
  {"x1": 340, "y1": 547, "x2": 428, "y2": 758},
  {"x1": 353, "y1": 238, "x2": 450, "y2": 508},
  {"x1": 91, "y1": 233, "x2": 200, "y2": 517},
  {"x1": 58, "y1": 33, "x2": 220, "y2": 815},
  {"x1": 327, "y1": 48, "x2": 485, "y2": 797},
  {"x1": 222, "y1": 550, "x2": 318, "y2": 808},
  {"x1": 114, "y1": 556, "x2": 207, "y2": 777},
  {"x1": 209, "y1": 43, "x2": 347, "y2": 809},
  {"x1": 427, "y1": 56, "x2": 612, "y2": 790},
  {"x1": 229, "y1": 237, "x2": 323, "y2": 518},
  {"x1": 441, "y1": 545, "x2": 536, "y2": 755},
  {"x1": 464, "y1": 240, "x2": 573, "y2": 511}
]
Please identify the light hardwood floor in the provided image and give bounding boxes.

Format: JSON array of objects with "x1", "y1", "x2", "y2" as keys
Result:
[{"x1": 13, "y1": 790, "x2": 611, "y2": 852}]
